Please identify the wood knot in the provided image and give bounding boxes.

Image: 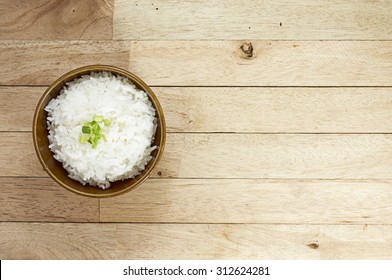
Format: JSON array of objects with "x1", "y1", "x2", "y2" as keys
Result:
[
  {"x1": 240, "y1": 42, "x2": 254, "y2": 59},
  {"x1": 307, "y1": 243, "x2": 319, "y2": 249}
]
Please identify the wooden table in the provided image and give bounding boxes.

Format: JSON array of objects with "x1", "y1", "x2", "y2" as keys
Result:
[{"x1": 1, "y1": 0, "x2": 392, "y2": 259}]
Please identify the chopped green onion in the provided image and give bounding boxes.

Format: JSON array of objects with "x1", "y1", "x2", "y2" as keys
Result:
[
  {"x1": 82, "y1": 126, "x2": 91, "y2": 134},
  {"x1": 91, "y1": 123, "x2": 101, "y2": 134},
  {"x1": 103, "y1": 119, "x2": 111, "y2": 127},
  {"x1": 93, "y1": 115, "x2": 103, "y2": 122},
  {"x1": 79, "y1": 134, "x2": 87, "y2": 144},
  {"x1": 80, "y1": 116, "x2": 110, "y2": 148}
]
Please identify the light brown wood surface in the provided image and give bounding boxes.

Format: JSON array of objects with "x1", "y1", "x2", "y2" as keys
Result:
[
  {"x1": 1, "y1": 0, "x2": 392, "y2": 260},
  {"x1": 0, "y1": 0, "x2": 114, "y2": 40},
  {"x1": 0, "y1": 223, "x2": 116, "y2": 259},
  {"x1": 100, "y1": 179, "x2": 392, "y2": 224},
  {"x1": 113, "y1": 0, "x2": 392, "y2": 40},
  {"x1": 2, "y1": 177, "x2": 391, "y2": 225},
  {"x1": 2, "y1": 223, "x2": 392, "y2": 259},
  {"x1": 0, "y1": 41, "x2": 129, "y2": 85},
  {"x1": 0, "y1": 178, "x2": 99, "y2": 222},
  {"x1": 128, "y1": 41, "x2": 392, "y2": 86},
  {"x1": 1, "y1": 41, "x2": 392, "y2": 86}
]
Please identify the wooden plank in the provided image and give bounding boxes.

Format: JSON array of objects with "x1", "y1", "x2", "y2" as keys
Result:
[
  {"x1": 0, "y1": 223, "x2": 116, "y2": 259},
  {"x1": 0, "y1": 178, "x2": 99, "y2": 222},
  {"x1": 153, "y1": 134, "x2": 392, "y2": 179},
  {"x1": 1, "y1": 223, "x2": 391, "y2": 259},
  {"x1": 0, "y1": 133, "x2": 45, "y2": 177},
  {"x1": 160, "y1": 87, "x2": 392, "y2": 133},
  {"x1": 114, "y1": 0, "x2": 392, "y2": 40},
  {"x1": 116, "y1": 224, "x2": 392, "y2": 259},
  {"x1": 0, "y1": 0, "x2": 113, "y2": 40},
  {"x1": 0, "y1": 41, "x2": 129, "y2": 86},
  {"x1": 1, "y1": 87, "x2": 39, "y2": 132},
  {"x1": 5, "y1": 86, "x2": 392, "y2": 133},
  {"x1": 1, "y1": 41, "x2": 392, "y2": 86},
  {"x1": 128, "y1": 41, "x2": 392, "y2": 86},
  {"x1": 2, "y1": 132, "x2": 392, "y2": 179},
  {"x1": 100, "y1": 179, "x2": 392, "y2": 224}
]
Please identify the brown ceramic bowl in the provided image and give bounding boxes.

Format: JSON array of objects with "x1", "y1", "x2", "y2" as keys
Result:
[{"x1": 33, "y1": 65, "x2": 166, "y2": 198}]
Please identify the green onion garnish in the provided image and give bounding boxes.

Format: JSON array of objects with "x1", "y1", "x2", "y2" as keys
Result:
[
  {"x1": 82, "y1": 126, "x2": 91, "y2": 134},
  {"x1": 93, "y1": 115, "x2": 103, "y2": 122},
  {"x1": 80, "y1": 116, "x2": 111, "y2": 148},
  {"x1": 79, "y1": 134, "x2": 87, "y2": 144},
  {"x1": 90, "y1": 121, "x2": 100, "y2": 133},
  {"x1": 103, "y1": 119, "x2": 111, "y2": 127}
]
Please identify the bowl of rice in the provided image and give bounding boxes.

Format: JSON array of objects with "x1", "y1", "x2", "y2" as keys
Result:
[{"x1": 33, "y1": 65, "x2": 166, "y2": 198}]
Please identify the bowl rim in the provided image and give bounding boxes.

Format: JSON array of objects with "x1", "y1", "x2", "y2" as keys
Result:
[{"x1": 32, "y1": 64, "x2": 166, "y2": 198}]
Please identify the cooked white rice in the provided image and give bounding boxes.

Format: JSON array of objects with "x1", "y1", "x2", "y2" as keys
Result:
[{"x1": 45, "y1": 71, "x2": 157, "y2": 189}]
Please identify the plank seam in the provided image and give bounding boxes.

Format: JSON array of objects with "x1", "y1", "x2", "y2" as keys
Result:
[
  {"x1": 0, "y1": 221, "x2": 386, "y2": 225},
  {"x1": 3, "y1": 176, "x2": 392, "y2": 181}
]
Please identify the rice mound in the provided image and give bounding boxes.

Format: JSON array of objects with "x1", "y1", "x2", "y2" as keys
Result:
[{"x1": 45, "y1": 72, "x2": 157, "y2": 189}]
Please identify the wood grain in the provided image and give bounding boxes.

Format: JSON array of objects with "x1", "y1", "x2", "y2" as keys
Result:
[
  {"x1": 0, "y1": 223, "x2": 116, "y2": 259},
  {"x1": 3, "y1": 132, "x2": 392, "y2": 179},
  {"x1": 116, "y1": 224, "x2": 392, "y2": 259},
  {"x1": 2, "y1": 223, "x2": 390, "y2": 259},
  {"x1": 0, "y1": 178, "x2": 98, "y2": 222},
  {"x1": 0, "y1": 0, "x2": 113, "y2": 40},
  {"x1": 100, "y1": 179, "x2": 392, "y2": 224},
  {"x1": 4, "y1": 86, "x2": 392, "y2": 133},
  {"x1": 1, "y1": 87, "x2": 39, "y2": 132},
  {"x1": 159, "y1": 87, "x2": 392, "y2": 133},
  {"x1": 128, "y1": 41, "x2": 392, "y2": 86},
  {"x1": 0, "y1": 133, "x2": 44, "y2": 177},
  {"x1": 0, "y1": 41, "x2": 129, "y2": 85},
  {"x1": 1, "y1": 41, "x2": 391, "y2": 86},
  {"x1": 153, "y1": 134, "x2": 392, "y2": 179},
  {"x1": 113, "y1": 0, "x2": 392, "y2": 40}
]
